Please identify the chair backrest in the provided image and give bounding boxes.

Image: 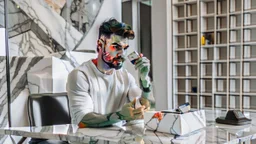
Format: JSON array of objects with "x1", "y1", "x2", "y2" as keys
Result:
[{"x1": 28, "y1": 93, "x2": 71, "y2": 126}]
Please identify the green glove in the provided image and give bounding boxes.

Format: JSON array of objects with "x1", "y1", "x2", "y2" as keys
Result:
[{"x1": 135, "y1": 56, "x2": 151, "y2": 93}]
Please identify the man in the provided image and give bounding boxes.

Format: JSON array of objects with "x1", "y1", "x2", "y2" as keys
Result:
[{"x1": 67, "y1": 18, "x2": 151, "y2": 128}]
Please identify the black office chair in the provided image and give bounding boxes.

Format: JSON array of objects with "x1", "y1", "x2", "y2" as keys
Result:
[
  {"x1": 28, "y1": 92, "x2": 71, "y2": 126},
  {"x1": 27, "y1": 93, "x2": 71, "y2": 144}
]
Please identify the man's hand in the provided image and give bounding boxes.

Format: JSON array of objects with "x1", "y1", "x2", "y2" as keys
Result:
[
  {"x1": 135, "y1": 55, "x2": 150, "y2": 88},
  {"x1": 139, "y1": 97, "x2": 150, "y2": 111},
  {"x1": 118, "y1": 100, "x2": 145, "y2": 121}
]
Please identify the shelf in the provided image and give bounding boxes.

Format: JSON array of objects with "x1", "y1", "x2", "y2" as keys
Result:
[
  {"x1": 229, "y1": 76, "x2": 240, "y2": 79},
  {"x1": 215, "y1": 44, "x2": 228, "y2": 47},
  {"x1": 201, "y1": 76, "x2": 212, "y2": 79},
  {"x1": 187, "y1": 79, "x2": 198, "y2": 93},
  {"x1": 176, "y1": 51, "x2": 186, "y2": 63},
  {"x1": 244, "y1": 0, "x2": 256, "y2": 11},
  {"x1": 243, "y1": 61, "x2": 256, "y2": 76},
  {"x1": 243, "y1": 79, "x2": 256, "y2": 93},
  {"x1": 230, "y1": 79, "x2": 240, "y2": 93},
  {"x1": 229, "y1": 11, "x2": 242, "y2": 15},
  {"x1": 200, "y1": 93, "x2": 212, "y2": 96},
  {"x1": 186, "y1": 32, "x2": 198, "y2": 35},
  {"x1": 187, "y1": 65, "x2": 198, "y2": 76},
  {"x1": 243, "y1": 76, "x2": 256, "y2": 79},
  {"x1": 201, "y1": 45, "x2": 214, "y2": 48},
  {"x1": 230, "y1": 27, "x2": 241, "y2": 31},
  {"x1": 174, "y1": 36, "x2": 185, "y2": 48},
  {"x1": 173, "y1": 21, "x2": 185, "y2": 34},
  {"x1": 215, "y1": 76, "x2": 227, "y2": 79},
  {"x1": 230, "y1": 14, "x2": 242, "y2": 28},
  {"x1": 230, "y1": 0, "x2": 242, "y2": 12},
  {"x1": 214, "y1": 92, "x2": 227, "y2": 95},
  {"x1": 216, "y1": 62, "x2": 227, "y2": 77},
  {"x1": 244, "y1": 9, "x2": 256, "y2": 14},
  {"x1": 214, "y1": 60, "x2": 228, "y2": 63},
  {"x1": 173, "y1": 0, "x2": 197, "y2": 5},
  {"x1": 243, "y1": 25, "x2": 256, "y2": 29},
  {"x1": 244, "y1": 12, "x2": 256, "y2": 26},
  {"x1": 175, "y1": 63, "x2": 198, "y2": 66},
  {"x1": 201, "y1": 79, "x2": 212, "y2": 93},
  {"x1": 187, "y1": 35, "x2": 198, "y2": 48},
  {"x1": 230, "y1": 29, "x2": 241, "y2": 43},
  {"x1": 201, "y1": 47, "x2": 213, "y2": 61},
  {"x1": 229, "y1": 59, "x2": 240, "y2": 62},
  {"x1": 201, "y1": 30, "x2": 215, "y2": 33},
  {"x1": 243, "y1": 58, "x2": 256, "y2": 62},
  {"x1": 186, "y1": 47, "x2": 198, "y2": 50},
  {"x1": 201, "y1": 14, "x2": 215, "y2": 18},
  {"x1": 201, "y1": 1, "x2": 214, "y2": 16},
  {"x1": 216, "y1": 31, "x2": 228, "y2": 44},
  {"x1": 216, "y1": 28, "x2": 227, "y2": 32},
  {"x1": 215, "y1": 47, "x2": 227, "y2": 60},
  {"x1": 230, "y1": 62, "x2": 241, "y2": 76},
  {"x1": 230, "y1": 46, "x2": 241, "y2": 59},
  {"x1": 229, "y1": 95, "x2": 240, "y2": 109},
  {"x1": 174, "y1": 48, "x2": 198, "y2": 51},
  {"x1": 176, "y1": 65, "x2": 186, "y2": 76},
  {"x1": 229, "y1": 42, "x2": 241, "y2": 46},
  {"x1": 187, "y1": 3, "x2": 197, "y2": 17},
  {"x1": 175, "y1": 76, "x2": 198, "y2": 79},
  {"x1": 200, "y1": 60, "x2": 214, "y2": 63},
  {"x1": 217, "y1": 0, "x2": 227, "y2": 15},
  {"x1": 201, "y1": 63, "x2": 213, "y2": 76},
  {"x1": 244, "y1": 28, "x2": 256, "y2": 42},
  {"x1": 214, "y1": 94, "x2": 227, "y2": 109},
  {"x1": 172, "y1": 0, "x2": 256, "y2": 110},
  {"x1": 217, "y1": 17, "x2": 227, "y2": 30},
  {"x1": 176, "y1": 79, "x2": 186, "y2": 92},
  {"x1": 201, "y1": 17, "x2": 214, "y2": 31},
  {"x1": 216, "y1": 14, "x2": 228, "y2": 17},
  {"x1": 173, "y1": 5, "x2": 185, "y2": 19}
]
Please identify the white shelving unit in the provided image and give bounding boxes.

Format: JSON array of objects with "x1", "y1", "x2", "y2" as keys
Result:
[{"x1": 172, "y1": 0, "x2": 256, "y2": 110}]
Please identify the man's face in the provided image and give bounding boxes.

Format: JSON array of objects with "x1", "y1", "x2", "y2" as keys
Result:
[{"x1": 101, "y1": 34, "x2": 129, "y2": 70}]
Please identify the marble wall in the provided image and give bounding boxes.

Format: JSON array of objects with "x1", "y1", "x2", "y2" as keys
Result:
[
  {"x1": 0, "y1": 0, "x2": 4, "y2": 27},
  {"x1": 0, "y1": 0, "x2": 121, "y2": 143}
]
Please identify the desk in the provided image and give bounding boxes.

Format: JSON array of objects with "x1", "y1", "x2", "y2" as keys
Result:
[{"x1": 1, "y1": 110, "x2": 256, "y2": 144}]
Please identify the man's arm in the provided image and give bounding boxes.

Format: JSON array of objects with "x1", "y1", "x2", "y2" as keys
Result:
[
  {"x1": 67, "y1": 69, "x2": 143, "y2": 128},
  {"x1": 127, "y1": 73, "x2": 151, "y2": 109}
]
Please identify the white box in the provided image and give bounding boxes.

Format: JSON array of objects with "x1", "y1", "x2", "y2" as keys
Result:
[{"x1": 144, "y1": 110, "x2": 206, "y2": 135}]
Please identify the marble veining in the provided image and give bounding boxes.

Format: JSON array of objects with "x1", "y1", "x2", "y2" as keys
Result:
[
  {"x1": 8, "y1": 0, "x2": 32, "y2": 38},
  {"x1": 61, "y1": 0, "x2": 103, "y2": 34},
  {"x1": 12, "y1": 0, "x2": 82, "y2": 50},
  {"x1": 144, "y1": 110, "x2": 206, "y2": 135},
  {"x1": 0, "y1": 0, "x2": 4, "y2": 27},
  {"x1": 9, "y1": 30, "x2": 54, "y2": 56},
  {"x1": 0, "y1": 110, "x2": 256, "y2": 144}
]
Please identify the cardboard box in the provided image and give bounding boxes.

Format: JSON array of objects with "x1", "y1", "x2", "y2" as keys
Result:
[{"x1": 144, "y1": 110, "x2": 206, "y2": 135}]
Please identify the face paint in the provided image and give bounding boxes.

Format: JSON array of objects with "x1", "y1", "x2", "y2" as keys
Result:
[{"x1": 101, "y1": 34, "x2": 129, "y2": 70}]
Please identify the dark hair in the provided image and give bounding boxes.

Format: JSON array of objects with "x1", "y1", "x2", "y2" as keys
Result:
[{"x1": 98, "y1": 18, "x2": 135, "y2": 40}]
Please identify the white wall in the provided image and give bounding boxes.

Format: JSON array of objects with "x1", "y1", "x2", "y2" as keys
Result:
[
  {"x1": 76, "y1": 0, "x2": 122, "y2": 51},
  {"x1": 152, "y1": 0, "x2": 173, "y2": 110}
]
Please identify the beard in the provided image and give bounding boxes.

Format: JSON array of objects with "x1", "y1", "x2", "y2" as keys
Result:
[{"x1": 102, "y1": 54, "x2": 125, "y2": 70}]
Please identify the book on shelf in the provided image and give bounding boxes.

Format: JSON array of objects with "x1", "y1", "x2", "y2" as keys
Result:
[
  {"x1": 244, "y1": 46, "x2": 251, "y2": 58},
  {"x1": 244, "y1": 29, "x2": 251, "y2": 42},
  {"x1": 244, "y1": 62, "x2": 250, "y2": 76},
  {"x1": 244, "y1": 14, "x2": 251, "y2": 26}
]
